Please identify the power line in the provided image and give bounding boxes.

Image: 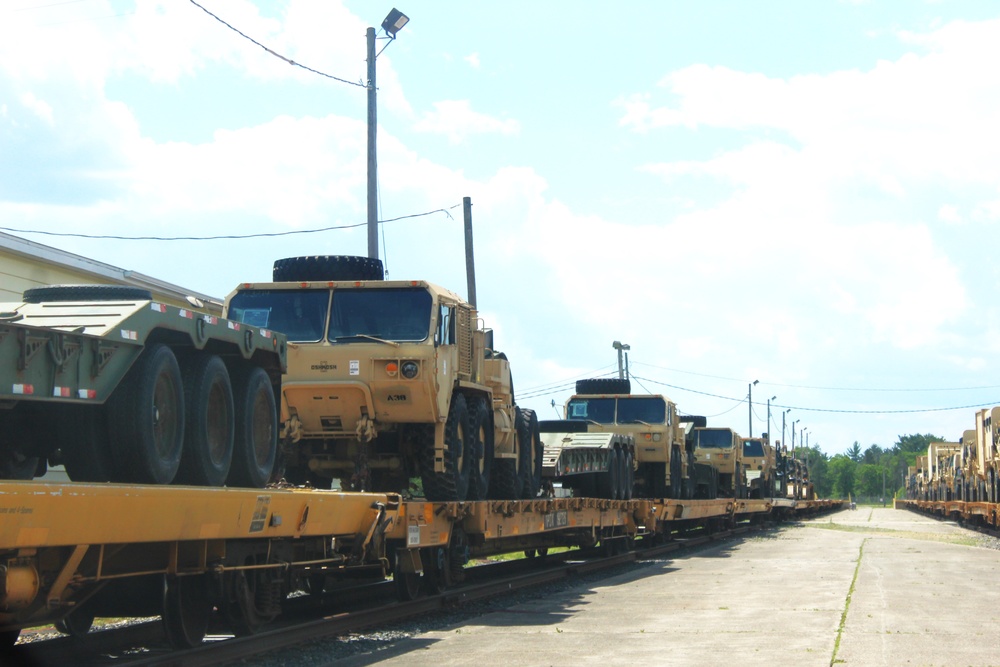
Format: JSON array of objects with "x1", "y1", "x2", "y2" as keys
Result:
[
  {"x1": 631, "y1": 361, "x2": 1000, "y2": 393},
  {"x1": 0, "y1": 205, "x2": 461, "y2": 242},
  {"x1": 632, "y1": 375, "x2": 1000, "y2": 416},
  {"x1": 188, "y1": 0, "x2": 366, "y2": 89}
]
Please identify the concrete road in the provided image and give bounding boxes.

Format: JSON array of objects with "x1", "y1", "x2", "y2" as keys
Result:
[{"x1": 331, "y1": 507, "x2": 1000, "y2": 666}]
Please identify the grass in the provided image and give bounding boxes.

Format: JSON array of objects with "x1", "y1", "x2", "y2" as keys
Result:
[
  {"x1": 830, "y1": 538, "x2": 866, "y2": 665},
  {"x1": 808, "y1": 522, "x2": 979, "y2": 547}
]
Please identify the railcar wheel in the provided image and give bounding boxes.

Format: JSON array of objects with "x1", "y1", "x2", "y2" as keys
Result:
[
  {"x1": 177, "y1": 355, "x2": 234, "y2": 486},
  {"x1": 163, "y1": 574, "x2": 212, "y2": 648},
  {"x1": 394, "y1": 571, "x2": 423, "y2": 601},
  {"x1": 224, "y1": 560, "x2": 282, "y2": 636},
  {"x1": 54, "y1": 608, "x2": 95, "y2": 637},
  {"x1": 520, "y1": 409, "x2": 543, "y2": 499},
  {"x1": 108, "y1": 343, "x2": 184, "y2": 484},
  {"x1": 421, "y1": 393, "x2": 472, "y2": 501},
  {"x1": 227, "y1": 366, "x2": 277, "y2": 488},
  {"x1": 467, "y1": 397, "x2": 493, "y2": 501}
]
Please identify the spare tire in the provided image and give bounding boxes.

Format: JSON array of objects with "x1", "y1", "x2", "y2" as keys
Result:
[
  {"x1": 575, "y1": 378, "x2": 631, "y2": 395},
  {"x1": 23, "y1": 285, "x2": 153, "y2": 303},
  {"x1": 272, "y1": 256, "x2": 384, "y2": 282}
]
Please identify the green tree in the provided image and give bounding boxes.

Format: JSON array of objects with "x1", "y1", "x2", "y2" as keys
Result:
[
  {"x1": 862, "y1": 444, "x2": 884, "y2": 465},
  {"x1": 828, "y1": 455, "x2": 857, "y2": 498},
  {"x1": 895, "y1": 433, "x2": 944, "y2": 456},
  {"x1": 856, "y1": 463, "x2": 884, "y2": 499},
  {"x1": 846, "y1": 442, "x2": 862, "y2": 463}
]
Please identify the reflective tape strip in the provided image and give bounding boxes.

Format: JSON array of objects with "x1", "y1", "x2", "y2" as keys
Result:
[
  {"x1": 203, "y1": 315, "x2": 218, "y2": 325},
  {"x1": 260, "y1": 329, "x2": 272, "y2": 338},
  {"x1": 150, "y1": 303, "x2": 167, "y2": 313},
  {"x1": 53, "y1": 386, "x2": 71, "y2": 398},
  {"x1": 228, "y1": 321, "x2": 241, "y2": 331},
  {"x1": 178, "y1": 309, "x2": 194, "y2": 319},
  {"x1": 12, "y1": 384, "x2": 34, "y2": 395},
  {"x1": 78, "y1": 389, "x2": 97, "y2": 399},
  {"x1": 120, "y1": 329, "x2": 138, "y2": 340}
]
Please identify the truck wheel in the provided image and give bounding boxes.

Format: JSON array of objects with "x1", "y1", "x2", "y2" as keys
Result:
[
  {"x1": 520, "y1": 408, "x2": 542, "y2": 499},
  {"x1": 227, "y1": 366, "x2": 277, "y2": 488},
  {"x1": 272, "y1": 256, "x2": 384, "y2": 282},
  {"x1": 22, "y1": 284, "x2": 153, "y2": 303},
  {"x1": 467, "y1": 397, "x2": 493, "y2": 501},
  {"x1": 421, "y1": 393, "x2": 472, "y2": 501},
  {"x1": 59, "y1": 405, "x2": 117, "y2": 482},
  {"x1": 620, "y1": 449, "x2": 634, "y2": 500},
  {"x1": 176, "y1": 355, "x2": 234, "y2": 486},
  {"x1": 574, "y1": 378, "x2": 631, "y2": 395},
  {"x1": 487, "y1": 407, "x2": 527, "y2": 500},
  {"x1": 669, "y1": 448, "x2": 682, "y2": 499},
  {"x1": 108, "y1": 343, "x2": 185, "y2": 484}
]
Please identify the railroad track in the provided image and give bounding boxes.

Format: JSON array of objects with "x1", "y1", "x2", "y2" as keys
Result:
[{"x1": 9, "y1": 522, "x2": 756, "y2": 667}]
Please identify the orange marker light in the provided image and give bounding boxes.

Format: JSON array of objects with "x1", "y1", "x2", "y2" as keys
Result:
[{"x1": 386, "y1": 362, "x2": 399, "y2": 374}]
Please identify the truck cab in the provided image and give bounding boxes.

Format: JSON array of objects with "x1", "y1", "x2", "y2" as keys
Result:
[{"x1": 692, "y1": 427, "x2": 746, "y2": 498}]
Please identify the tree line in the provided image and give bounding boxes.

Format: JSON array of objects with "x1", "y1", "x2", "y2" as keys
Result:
[{"x1": 789, "y1": 434, "x2": 939, "y2": 502}]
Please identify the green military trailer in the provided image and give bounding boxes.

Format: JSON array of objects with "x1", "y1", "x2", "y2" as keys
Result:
[{"x1": 0, "y1": 284, "x2": 286, "y2": 487}]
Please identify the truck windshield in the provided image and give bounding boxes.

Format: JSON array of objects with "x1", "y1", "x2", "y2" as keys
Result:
[
  {"x1": 567, "y1": 398, "x2": 615, "y2": 424},
  {"x1": 696, "y1": 429, "x2": 735, "y2": 448},
  {"x1": 743, "y1": 440, "x2": 765, "y2": 457},
  {"x1": 227, "y1": 289, "x2": 330, "y2": 342},
  {"x1": 615, "y1": 397, "x2": 667, "y2": 424},
  {"x1": 328, "y1": 287, "x2": 432, "y2": 343}
]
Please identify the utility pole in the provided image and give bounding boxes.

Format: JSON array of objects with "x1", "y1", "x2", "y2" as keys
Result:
[
  {"x1": 748, "y1": 379, "x2": 759, "y2": 437},
  {"x1": 366, "y1": 26, "x2": 378, "y2": 259}
]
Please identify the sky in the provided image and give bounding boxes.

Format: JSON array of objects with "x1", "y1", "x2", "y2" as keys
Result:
[{"x1": 2, "y1": 0, "x2": 1000, "y2": 457}]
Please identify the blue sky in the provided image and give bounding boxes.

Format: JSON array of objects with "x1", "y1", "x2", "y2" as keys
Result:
[{"x1": 3, "y1": 0, "x2": 1000, "y2": 456}]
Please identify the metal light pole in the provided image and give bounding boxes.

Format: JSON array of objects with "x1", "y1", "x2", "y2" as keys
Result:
[
  {"x1": 792, "y1": 419, "x2": 800, "y2": 457},
  {"x1": 367, "y1": 8, "x2": 409, "y2": 260},
  {"x1": 748, "y1": 379, "x2": 759, "y2": 437},
  {"x1": 613, "y1": 341, "x2": 630, "y2": 380},
  {"x1": 782, "y1": 409, "x2": 791, "y2": 453},
  {"x1": 766, "y1": 396, "x2": 776, "y2": 443}
]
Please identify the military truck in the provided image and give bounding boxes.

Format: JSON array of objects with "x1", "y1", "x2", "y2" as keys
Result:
[
  {"x1": 926, "y1": 441, "x2": 961, "y2": 501},
  {"x1": 538, "y1": 378, "x2": 699, "y2": 500},
  {"x1": 741, "y1": 436, "x2": 776, "y2": 499},
  {"x1": 692, "y1": 426, "x2": 747, "y2": 498},
  {"x1": 0, "y1": 284, "x2": 285, "y2": 486},
  {"x1": 223, "y1": 255, "x2": 542, "y2": 502},
  {"x1": 971, "y1": 407, "x2": 1000, "y2": 502}
]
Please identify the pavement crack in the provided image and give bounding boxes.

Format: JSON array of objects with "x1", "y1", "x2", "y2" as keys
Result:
[{"x1": 831, "y1": 537, "x2": 867, "y2": 666}]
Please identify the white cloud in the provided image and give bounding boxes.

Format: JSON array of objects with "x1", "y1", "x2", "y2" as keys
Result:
[
  {"x1": 465, "y1": 52, "x2": 481, "y2": 69},
  {"x1": 413, "y1": 100, "x2": 520, "y2": 144}
]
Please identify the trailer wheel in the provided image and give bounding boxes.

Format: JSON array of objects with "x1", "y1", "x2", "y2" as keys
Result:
[
  {"x1": 175, "y1": 355, "x2": 234, "y2": 486},
  {"x1": 421, "y1": 393, "x2": 472, "y2": 501},
  {"x1": 272, "y1": 255, "x2": 384, "y2": 282},
  {"x1": 467, "y1": 397, "x2": 493, "y2": 501},
  {"x1": 596, "y1": 448, "x2": 621, "y2": 500},
  {"x1": 22, "y1": 284, "x2": 153, "y2": 303},
  {"x1": 520, "y1": 408, "x2": 543, "y2": 499},
  {"x1": 108, "y1": 343, "x2": 185, "y2": 485},
  {"x1": 59, "y1": 405, "x2": 117, "y2": 482},
  {"x1": 227, "y1": 366, "x2": 277, "y2": 489},
  {"x1": 574, "y1": 378, "x2": 631, "y2": 395},
  {"x1": 163, "y1": 574, "x2": 212, "y2": 648}
]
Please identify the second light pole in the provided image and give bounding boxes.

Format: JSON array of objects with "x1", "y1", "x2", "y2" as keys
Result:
[{"x1": 748, "y1": 379, "x2": 759, "y2": 437}]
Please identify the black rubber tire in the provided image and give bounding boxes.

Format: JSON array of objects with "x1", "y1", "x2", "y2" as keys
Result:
[
  {"x1": 488, "y1": 407, "x2": 526, "y2": 500},
  {"x1": 227, "y1": 366, "x2": 277, "y2": 488},
  {"x1": 59, "y1": 405, "x2": 117, "y2": 482},
  {"x1": 272, "y1": 256, "x2": 384, "y2": 282},
  {"x1": 596, "y1": 448, "x2": 621, "y2": 500},
  {"x1": 520, "y1": 408, "x2": 542, "y2": 499},
  {"x1": 574, "y1": 378, "x2": 631, "y2": 395},
  {"x1": 421, "y1": 393, "x2": 472, "y2": 501},
  {"x1": 23, "y1": 284, "x2": 153, "y2": 303},
  {"x1": 162, "y1": 574, "x2": 212, "y2": 648},
  {"x1": 669, "y1": 448, "x2": 682, "y2": 499},
  {"x1": 467, "y1": 397, "x2": 493, "y2": 501},
  {"x1": 107, "y1": 344, "x2": 185, "y2": 485},
  {"x1": 176, "y1": 355, "x2": 234, "y2": 486}
]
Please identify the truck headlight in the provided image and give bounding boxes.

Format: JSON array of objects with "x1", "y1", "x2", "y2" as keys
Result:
[{"x1": 401, "y1": 360, "x2": 419, "y2": 379}]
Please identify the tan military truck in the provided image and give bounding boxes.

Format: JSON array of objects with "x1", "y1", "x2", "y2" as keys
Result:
[
  {"x1": 972, "y1": 407, "x2": 1000, "y2": 502},
  {"x1": 927, "y1": 441, "x2": 961, "y2": 501},
  {"x1": 692, "y1": 426, "x2": 747, "y2": 498},
  {"x1": 741, "y1": 436, "x2": 776, "y2": 498},
  {"x1": 539, "y1": 378, "x2": 694, "y2": 499},
  {"x1": 223, "y1": 256, "x2": 542, "y2": 502}
]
